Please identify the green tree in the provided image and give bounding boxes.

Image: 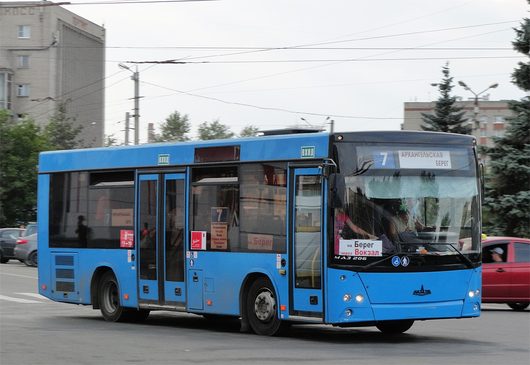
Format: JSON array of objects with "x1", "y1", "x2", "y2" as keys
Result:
[
  {"x1": 44, "y1": 101, "x2": 83, "y2": 150},
  {"x1": 422, "y1": 63, "x2": 471, "y2": 134},
  {"x1": 483, "y1": 6, "x2": 530, "y2": 237},
  {"x1": 0, "y1": 114, "x2": 49, "y2": 226},
  {"x1": 239, "y1": 125, "x2": 259, "y2": 137},
  {"x1": 197, "y1": 119, "x2": 234, "y2": 140},
  {"x1": 154, "y1": 111, "x2": 191, "y2": 142}
]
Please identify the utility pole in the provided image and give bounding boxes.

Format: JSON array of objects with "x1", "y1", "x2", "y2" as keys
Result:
[
  {"x1": 326, "y1": 116, "x2": 335, "y2": 133},
  {"x1": 133, "y1": 66, "x2": 140, "y2": 145},
  {"x1": 119, "y1": 63, "x2": 140, "y2": 145},
  {"x1": 124, "y1": 112, "x2": 130, "y2": 145}
]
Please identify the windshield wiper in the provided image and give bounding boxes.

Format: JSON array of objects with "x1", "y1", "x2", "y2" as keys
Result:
[
  {"x1": 357, "y1": 254, "x2": 396, "y2": 272},
  {"x1": 426, "y1": 242, "x2": 475, "y2": 268}
]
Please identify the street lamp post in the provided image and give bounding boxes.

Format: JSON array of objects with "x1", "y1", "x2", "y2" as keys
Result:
[
  {"x1": 119, "y1": 63, "x2": 140, "y2": 145},
  {"x1": 458, "y1": 81, "x2": 499, "y2": 130}
]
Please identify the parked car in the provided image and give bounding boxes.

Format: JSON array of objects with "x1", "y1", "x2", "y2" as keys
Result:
[
  {"x1": 482, "y1": 236, "x2": 530, "y2": 311},
  {"x1": 0, "y1": 228, "x2": 25, "y2": 263},
  {"x1": 23, "y1": 222, "x2": 37, "y2": 237},
  {"x1": 14, "y1": 233, "x2": 38, "y2": 267}
]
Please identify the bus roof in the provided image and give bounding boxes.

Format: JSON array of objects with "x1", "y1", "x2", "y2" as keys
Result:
[
  {"x1": 39, "y1": 132, "x2": 330, "y2": 173},
  {"x1": 38, "y1": 130, "x2": 475, "y2": 173}
]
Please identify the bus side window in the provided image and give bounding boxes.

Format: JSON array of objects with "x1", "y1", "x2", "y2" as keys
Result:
[
  {"x1": 240, "y1": 163, "x2": 287, "y2": 253},
  {"x1": 191, "y1": 167, "x2": 239, "y2": 252}
]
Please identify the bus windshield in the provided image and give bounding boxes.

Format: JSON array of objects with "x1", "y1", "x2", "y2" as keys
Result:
[{"x1": 332, "y1": 144, "x2": 481, "y2": 269}]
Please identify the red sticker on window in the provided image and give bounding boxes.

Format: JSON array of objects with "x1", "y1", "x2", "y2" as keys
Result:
[
  {"x1": 120, "y1": 230, "x2": 134, "y2": 248},
  {"x1": 191, "y1": 231, "x2": 207, "y2": 250}
]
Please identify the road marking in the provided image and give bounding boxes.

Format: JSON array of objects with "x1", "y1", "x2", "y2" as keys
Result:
[
  {"x1": 0, "y1": 272, "x2": 37, "y2": 279},
  {"x1": 16, "y1": 292, "x2": 46, "y2": 300},
  {"x1": 0, "y1": 294, "x2": 42, "y2": 304}
]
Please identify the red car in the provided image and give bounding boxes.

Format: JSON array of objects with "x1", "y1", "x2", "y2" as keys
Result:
[{"x1": 482, "y1": 237, "x2": 530, "y2": 311}]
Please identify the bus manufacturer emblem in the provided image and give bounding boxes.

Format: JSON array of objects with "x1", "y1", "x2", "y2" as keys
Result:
[{"x1": 413, "y1": 285, "x2": 432, "y2": 296}]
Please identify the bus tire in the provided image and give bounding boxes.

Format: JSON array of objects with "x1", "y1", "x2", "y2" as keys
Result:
[
  {"x1": 246, "y1": 277, "x2": 283, "y2": 336},
  {"x1": 376, "y1": 320, "x2": 414, "y2": 334},
  {"x1": 98, "y1": 271, "x2": 127, "y2": 322}
]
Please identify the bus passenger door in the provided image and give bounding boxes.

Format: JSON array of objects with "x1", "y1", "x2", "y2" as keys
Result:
[
  {"x1": 138, "y1": 173, "x2": 186, "y2": 306},
  {"x1": 138, "y1": 174, "x2": 159, "y2": 302},
  {"x1": 162, "y1": 174, "x2": 186, "y2": 304},
  {"x1": 290, "y1": 168, "x2": 324, "y2": 317}
]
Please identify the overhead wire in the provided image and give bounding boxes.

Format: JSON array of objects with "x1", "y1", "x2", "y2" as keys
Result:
[{"x1": 141, "y1": 80, "x2": 403, "y2": 120}]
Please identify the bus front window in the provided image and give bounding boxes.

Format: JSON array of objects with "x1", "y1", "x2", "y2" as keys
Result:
[{"x1": 332, "y1": 174, "x2": 480, "y2": 268}]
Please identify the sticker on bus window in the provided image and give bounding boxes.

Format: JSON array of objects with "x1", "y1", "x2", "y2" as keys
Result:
[
  {"x1": 339, "y1": 239, "x2": 383, "y2": 257},
  {"x1": 191, "y1": 231, "x2": 207, "y2": 250},
  {"x1": 398, "y1": 150, "x2": 452, "y2": 169},
  {"x1": 248, "y1": 234, "x2": 274, "y2": 251},
  {"x1": 120, "y1": 230, "x2": 134, "y2": 248},
  {"x1": 211, "y1": 223, "x2": 228, "y2": 250}
]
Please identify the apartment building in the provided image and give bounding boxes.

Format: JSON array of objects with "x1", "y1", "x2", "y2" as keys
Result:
[
  {"x1": 402, "y1": 99, "x2": 513, "y2": 148},
  {"x1": 0, "y1": 1, "x2": 105, "y2": 146}
]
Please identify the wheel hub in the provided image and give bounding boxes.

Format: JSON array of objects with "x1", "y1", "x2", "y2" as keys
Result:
[{"x1": 254, "y1": 289, "x2": 275, "y2": 322}]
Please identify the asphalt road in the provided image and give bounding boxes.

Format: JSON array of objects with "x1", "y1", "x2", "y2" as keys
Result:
[{"x1": 1, "y1": 261, "x2": 529, "y2": 365}]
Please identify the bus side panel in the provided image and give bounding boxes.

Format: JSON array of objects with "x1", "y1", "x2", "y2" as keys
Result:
[
  {"x1": 187, "y1": 252, "x2": 288, "y2": 317},
  {"x1": 325, "y1": 268, "x2": 375, "y2": 324},
  {"x1": 38, "y1": 174, "x2": 51, "y2": 299},
  {"x1": 40, "y1": 249, "x2": 139, "y2": 308}
]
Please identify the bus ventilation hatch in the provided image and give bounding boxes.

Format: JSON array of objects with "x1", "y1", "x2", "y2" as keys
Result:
[{"x1": 51, "y1": 253, "x2": 79, "y2": 300}]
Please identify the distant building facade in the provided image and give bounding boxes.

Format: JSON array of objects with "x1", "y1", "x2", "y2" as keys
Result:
[
  {"x1": 0, "y1": 1, "x2": 105, "y2": 146},
  {"x1": 402, "y1": 100, "x2": 513, "y2": 147}
]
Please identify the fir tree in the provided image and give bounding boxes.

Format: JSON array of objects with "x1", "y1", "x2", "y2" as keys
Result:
[
  {"x1": 44, "y1": 101, "x2": 83, "y2": 150},
  {"x1": 421, "y1": 63, "x2": 471, "y2": 134},
  {"x1": 483, "y1": 4, "x2": 530, "y2": 237}
]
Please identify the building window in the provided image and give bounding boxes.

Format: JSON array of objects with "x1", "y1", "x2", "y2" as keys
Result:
[
  {"x1": 0, "y1": 72, "x2": 12, "y2": 109},
  {"x1": 17, "y1": 55, "x2": 30, "y2": 68},
  {"x1": 16, "y1": 84, "x2": 30, "y2": 97},
  {"x1": 17, "y1": 25, "x2": 31, "y2": 39}
]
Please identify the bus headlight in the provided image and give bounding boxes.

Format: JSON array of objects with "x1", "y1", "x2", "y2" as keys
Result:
[
  {"x1": 345, "y1": 309, "x2": 352, "y2": 317},
  {"x1": 343, "y1": 294, "x2": 352, "y2": 302},
  {"x1": 355, "y1": 294, "x2": 364, "y2": 303},
  {"x1": 468, "y1": 290, "x2": 480, "y2": 298}
]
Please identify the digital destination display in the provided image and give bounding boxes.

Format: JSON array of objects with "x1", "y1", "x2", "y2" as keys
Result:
[{"x1": 357, "y1": 146, "x2": 470, "y2": 171}]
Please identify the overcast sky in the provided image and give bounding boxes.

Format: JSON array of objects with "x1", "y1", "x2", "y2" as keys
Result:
[{"x1": 14, "y1": 0, "x2": 530, "y2": 142}]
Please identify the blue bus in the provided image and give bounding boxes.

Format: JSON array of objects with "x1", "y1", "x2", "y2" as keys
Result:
[{"x1": 37, "y1": 130, "x2": 482, "y2": 335}]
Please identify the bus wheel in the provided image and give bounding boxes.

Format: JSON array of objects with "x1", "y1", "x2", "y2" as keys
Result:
[
  {"x1": 376, "y1": 320, "x2": 414, "y2": 334},
  {"x1": 99, "y1": 271, "x2": 127, "y2": 322},
  {"x1": 246, "y1": 277, "x2": 283, "y2": 336},
  {"x1": 508, "y1": 302, "x2": 529, "y2": 311}
]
